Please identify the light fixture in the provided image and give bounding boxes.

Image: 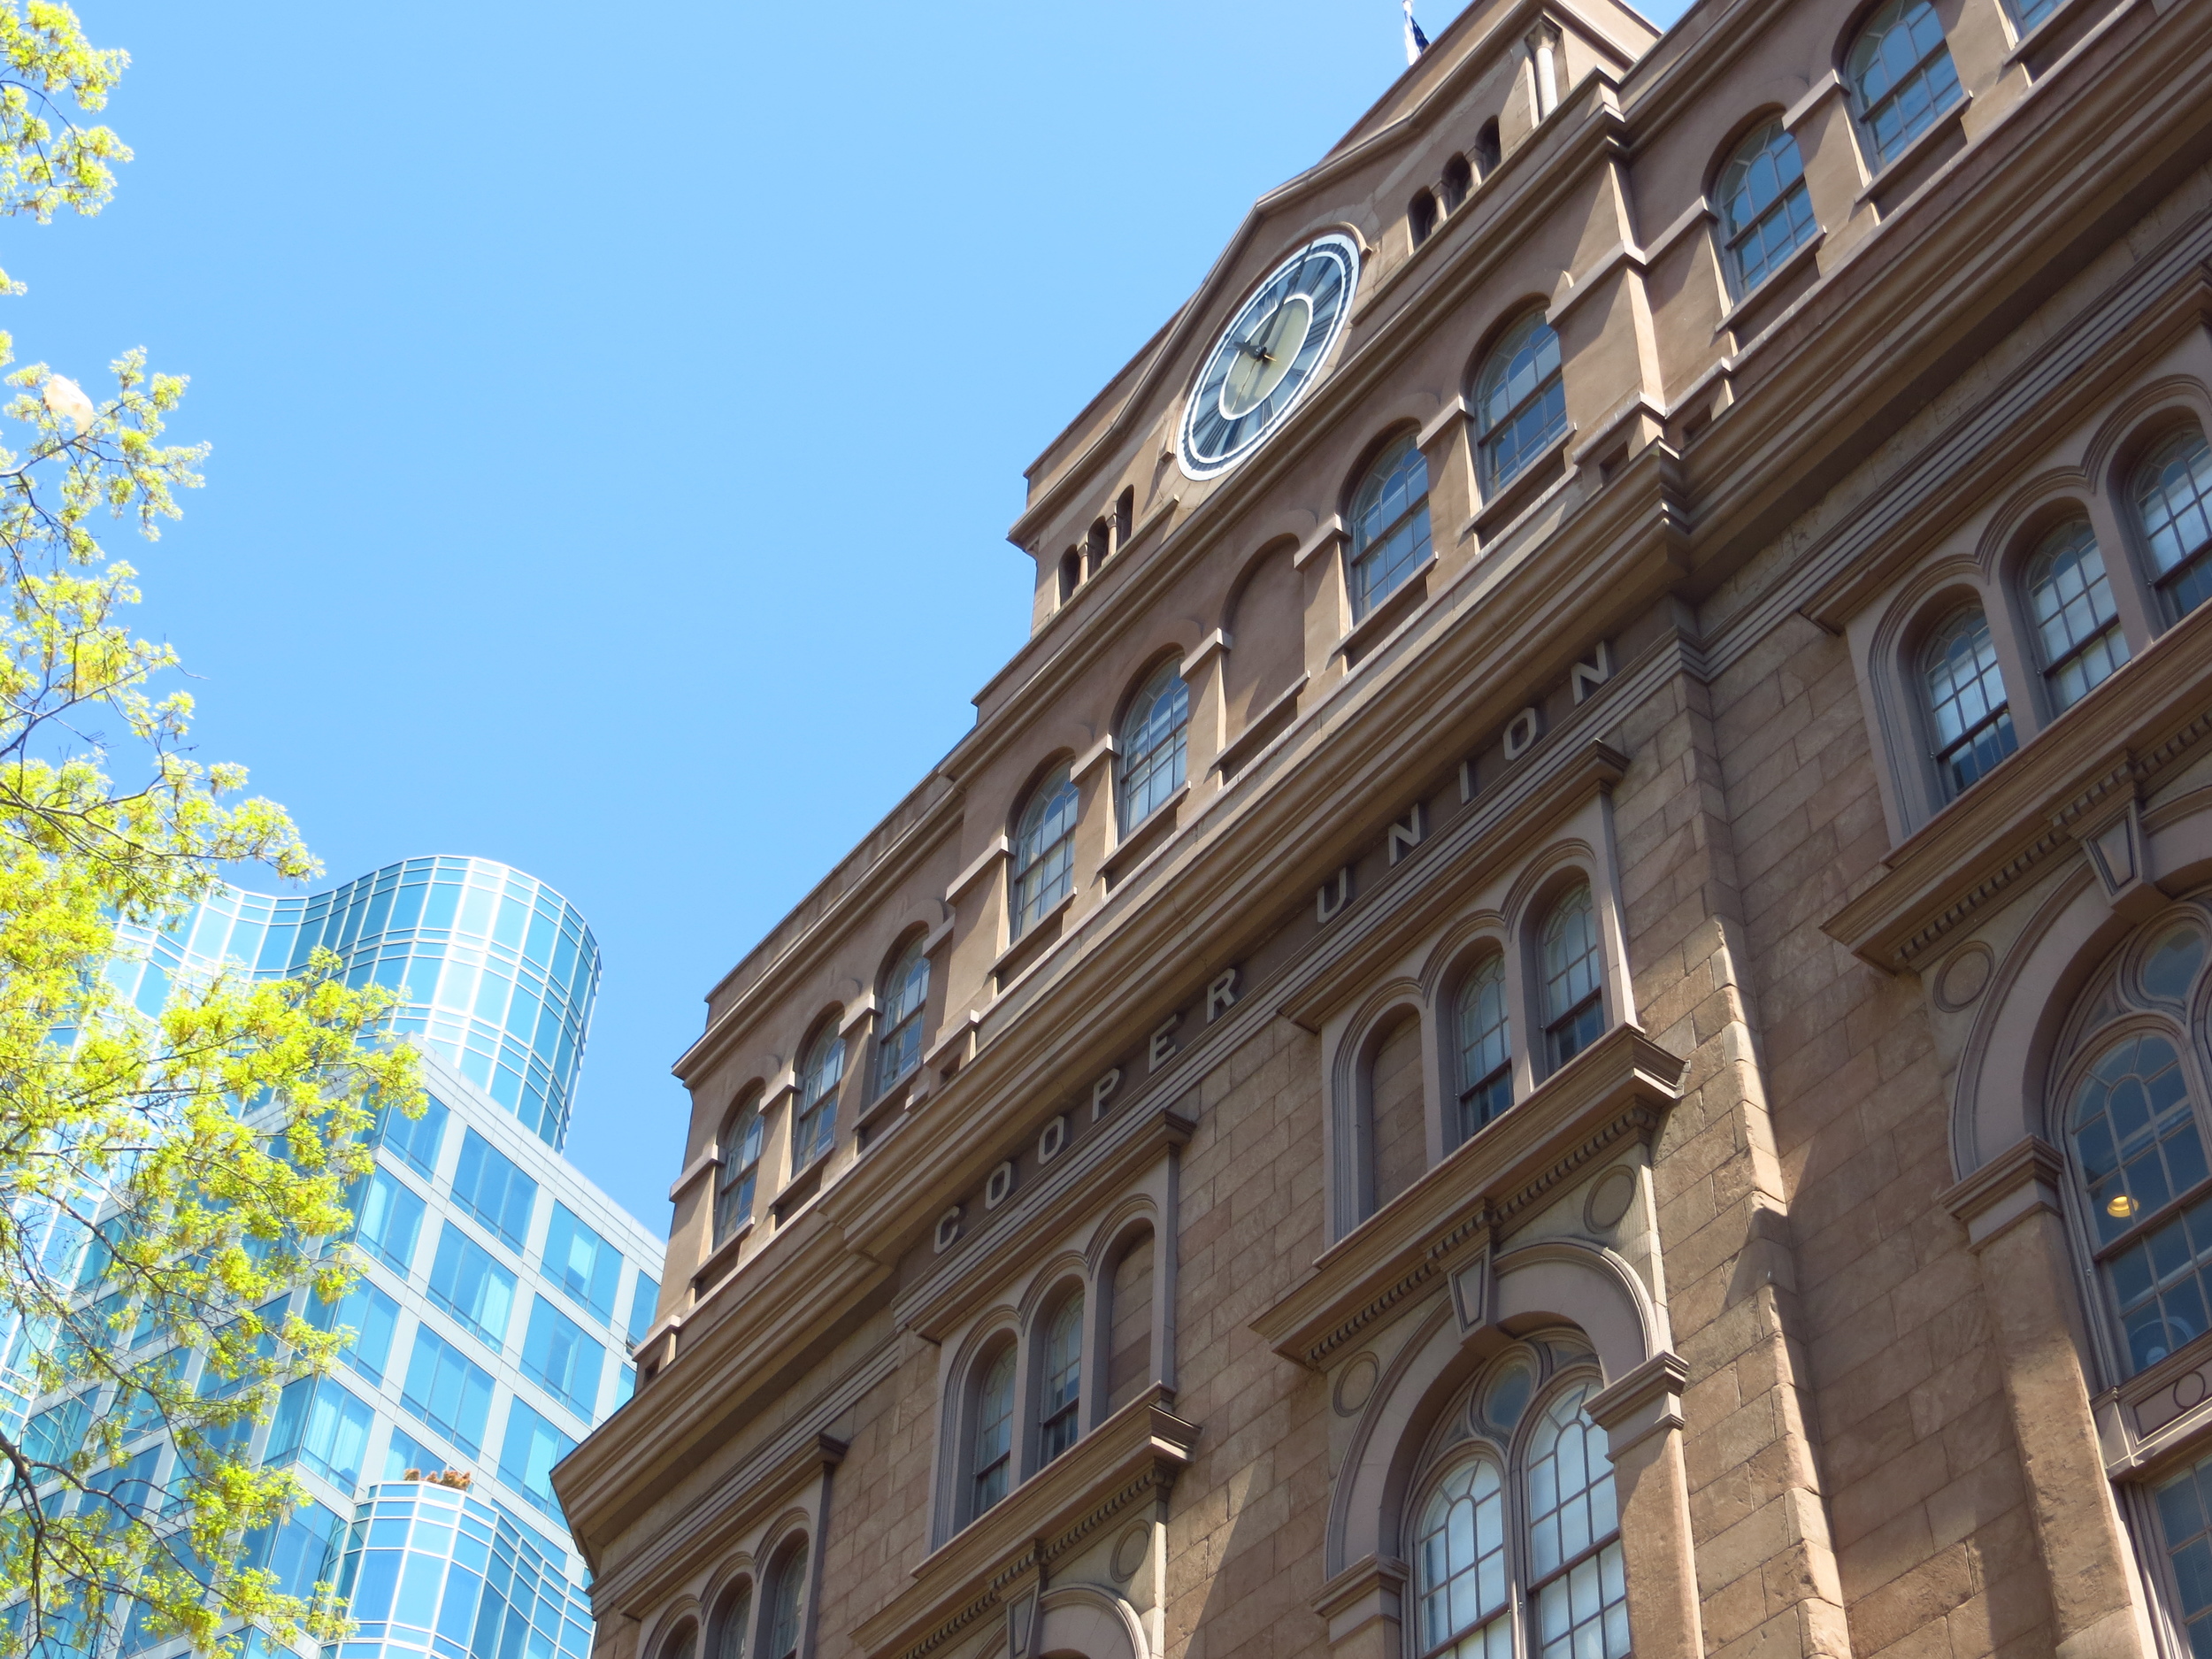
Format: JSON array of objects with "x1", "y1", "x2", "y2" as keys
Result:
[{"x1": 2109, "y1": 1194, "x2": 2139, "y2": 1219}]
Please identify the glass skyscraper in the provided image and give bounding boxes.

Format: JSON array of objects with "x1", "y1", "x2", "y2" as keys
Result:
[{"x1": 6, "y1": 857, "x2": 662, "y2": 1659}]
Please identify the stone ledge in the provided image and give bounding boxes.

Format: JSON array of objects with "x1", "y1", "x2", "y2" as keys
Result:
[
  {"x1": 1251, "y1": 1024, "x2": 1686, "y2": 1369},
  {"x1": 849, "y1": 1385, "x2": 1199, "y2": 1659}
]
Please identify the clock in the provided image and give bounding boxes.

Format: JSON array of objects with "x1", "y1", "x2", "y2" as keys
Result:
[{"x1": 1178, "y1": 232, "x2": 1360, "y2": 480}]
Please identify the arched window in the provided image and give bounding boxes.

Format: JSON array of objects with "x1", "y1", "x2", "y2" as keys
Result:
[
  {"x1": 1456, "y1": 953, "x2": 1512, "y2": 1143},
  {"x1": 1409, "y1": 188, "x2": 1439, "y2": 247},
  {"x1": 1525, "y1": 1384, "x2": 1627, "y2": 1659},
  {"x1": 1440, "y1": 154, "x2": 1472, "y2": 212},
  {"x1": 1717, "y1": 121, "x2": 1816, "y2": 295},
  {"x1": 1415, "y1": 1454, "x2": 1509, "y2": 1657},
  {"x1": 1118, "y1": 663, "x2": 1190, "y2": 831},
  {"x1": 764, "y1": 1543, "x2": 807, "y2": 1659},
  {"x1": 711, "y1": 1582, "x2": 752, "y2": 1659},
  {"x1": 659, "y1": 1623, "x2": 699, "y2": 1659},
  {"x1": 1476, "y1": 312, "x2": 1567, "y2": 493},
  {"x1": 1115, "y1": 487, "x2": 1134, "y2": 549},
  {"x1": 2134, "y1": 428, "x2": 2212, "y2": 621},
  {"x1": 1011, "y1": 766, "x2": 1080, "y2": 940},
  {"x1": 1087, "y1": 518, "x2": 1110, "y2": 577},
  {"x1": 2024, "y1": 518, "x2": 2128, "y2": 712},
  {"x1": 1348, "y1": 435, "x2": 1432, "y2": 622},
  {"x1": 792, "y1": 1024, "x2": 843, "y2": 1171},
  {"x1": 1038, "y1": 1292, "x2": 1083, "y2": 1463},
  {"x1": 875, "y1": 937, "x2": 930, "y2": 1094},
  {"x1": 1847, "y1": 0, "x2": 1962, "y2": 171},
  {"x1": 971, "y1": 1343, "x2": 1017, "y2": 1517},
  {"x1": 1474, "y1": 119, "x2": 1502, "y2": 177},
  {"x1": 1540, "y1": 886, "x2": 1604, "y2": 1071},
  {"x1": 2071, "y1": 1031, "x2": 2208, "y2": 1371},
  {"x1": 1057, "y1": 548, "x2": 1082, "y2": 604},
  {"x1": 1922, "y1": 606, "x2": 2016, "y2": 800},
  {"x1": 712, "y1": 1098, "x2": 764, "y2": 1248},
  {"x1": 1410, "y1": 1339, "x2": 1623, "y2": 1659}
]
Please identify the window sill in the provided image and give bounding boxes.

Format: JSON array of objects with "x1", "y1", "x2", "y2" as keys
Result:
[
  {"x1": 1715, "y1": 231, "x2": 1826, "y2": 347},
  {"x1": 1214, "y1": 673, "x2": 1309, "y2": 784},
  {"x1": 771, "y1": 1156, "x2": 826, "y2": 1224},
  {"x1": 1463, "y1": 429, "x2": 1576, "y2": 548},
  {"x1": 2008, "y1": 0, "x2": 2116, "y2": 77},
  {"x1": 989, "y1": 887, "x2": 1075, "y2": 992},
  {"x1": 1855, "y1": 103, "x2": 1967, "y2": 221},
  {"x1": 1101, "y1": 784, "x2": 1189, "y2": 890},
  {"x1": 2102, "y1": 1325, "x2": 2212, "y2": 1479},
  {"x1": 1336, "y1": 557, "x2": 1436, "y2": 667},
  {"x1": 858, "y1": 1071, "x2": 916, "y2": 1134},
  {"x1": 687, "y1": 1217, "x2": 750, "y2": 1295}
]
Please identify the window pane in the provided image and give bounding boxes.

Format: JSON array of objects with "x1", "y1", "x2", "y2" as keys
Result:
[
  {"x1": 426, "y1": 1223, "x2": 518, "y2": 1351},
  {"x1": 1456, "y1": 955, "x2": 1512, "y2": 1140},
  {"x1": 1923, "y1": 608, "x2": 2016, "y2": 798},
  {"x1": 1118, "y1": 665, "x2": 1192, "y2": 829},
  {"x1": 498, "y1": 1397, "x2": 579, "y2": 1522},
  {"x1": 1348, "y1": 437, "x2": 1434, "y2": 620},
  {"x1": 1040, "y1": 1295, "x2": 1084, "y2": 1463},
  {"x1": 1416, "y1": 1455, "x2": 1508, "y2": 1648},
  {"x1": 451, "y1": 1129, "x2": 538, "y2": 1250},
  {"x1": 543, "y1": 1202, "x2": 619, "y2": 1322},
  {"x1": 1012, "y1": 768, "x2": 1081, "y2": 939},
  {"x1": 2137, "y1": 432, "x2": 2212, "y2": 618},
  {"x1": 307, "y1": 1277, "x2": 401, "y2": 1382},
  {"x1": 2026, "y1": 520, "x2": 2128, "y2": 710},
  {"x1": 375, "y1": 1094, "x2": 449, "y2": 1179},
  {"x1": 400, "y1": 1326, "x2": 495, "y2": 1455},
  {"x1": 1847, "y1": 0, "x2": 1962, "y2": 168},
  {"x1": 350, "y1": 1170, "x2": 426, "y2": 1278},
  {"x1": 1478, "y1": 314, "x2": 1567, "y2": 490},
  {"x1": 972, "y1": 1347, "x2": 1016, "y2": 1515},
  {"x1": 627, "y1": 1272, "x2": 661, "y2": 1350},
  {"x1": 1720, "y1": 123, "x2": 1817, "y2": 294},
  {"x1": 520, "y1": 1294, "x2": 605, "y2": 1416}
]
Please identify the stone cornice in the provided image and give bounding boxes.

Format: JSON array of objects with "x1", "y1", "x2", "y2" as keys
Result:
[
  {"x1": 1939, "y1": 1135, "x2": 2068, "y2": 1252},
  {"x1": 1251, "y1": 1025, "x2": 1686, "y2": 1369},
  {"x1": 555, "y1": 1202, "x2": 893, "y2": 1557},
  {"x1": 1823, "y1": 601, "x2": 2212, "y2": 971},
  {"x1": 848, "y1": 1386, "x2": 1200, "y2": 1659}
]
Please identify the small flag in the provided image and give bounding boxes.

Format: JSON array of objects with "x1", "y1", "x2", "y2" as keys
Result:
[{"x1": 1403, "y1": 0, "x2": 1430, "y2": 63}]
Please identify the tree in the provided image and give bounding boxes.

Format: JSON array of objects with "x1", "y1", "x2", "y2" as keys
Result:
[{"x1": 0, "y1": 5, "x2": 424, "y2": 1655}]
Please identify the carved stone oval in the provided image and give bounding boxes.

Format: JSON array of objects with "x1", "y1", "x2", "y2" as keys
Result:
[
  {"x1": 1334, "y1": 1352, "x2": 1379, "y2": 1417},
  {"x1": 1585, "y1": 1166, "x2": 1636, "y2": 1233},
  {"x1": 1935, "y1": 942, "x2": 1993, "y2": 1011},
  {"x1": 1111, "y1": 1522, "x2": 1151, "y2": 1581}
]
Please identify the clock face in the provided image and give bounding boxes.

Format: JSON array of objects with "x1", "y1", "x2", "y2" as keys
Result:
[{"x1": 1179, "y1": 233, "x2": 1360, "y2": 480}]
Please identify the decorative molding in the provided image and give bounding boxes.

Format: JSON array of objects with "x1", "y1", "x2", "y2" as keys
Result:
[
  {"x1": 849, "y1": 1386, "x2": 1199, "y2": 1659},
  {"x1": 1585, "y1": 1349, "x2": 1691, "y2": 1455},
  {"x1": 666, "y1": 1145, "x2": 720, "y2": 1205},
  {"x1": 1417, "y1": 396, "x2": 1471, "y2": 450},
  {"x1": 1252, "y1": 1025, "x2": 1686, "y2": 1368},
  {"x1": 1180, "y1": 628, "x2": 1233, "y2": 680},
  {"x1": 1100, "y1": 788, "x2": 1190, "y2": 889},
  {"x1": 1335, "y1": 557, "x2": 1438, "y2": 661},
  {"x1": 1294, "y1": 514, "x2": 1349, "y2": 570},
  {"x1": 1824, "y1": 606, "x2": 2212, "y2": 971},
  {"x1": 1939, "y1": 1135, "x2": 2068, "y2": 1252},
  {"x1": 1210, "y1": 674, "x2": 1309, "y2": 782}
]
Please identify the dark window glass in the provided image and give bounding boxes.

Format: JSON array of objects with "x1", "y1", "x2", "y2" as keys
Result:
[{"x1": 1923, "y1": 607, "x2": 2017, "y2": 799}]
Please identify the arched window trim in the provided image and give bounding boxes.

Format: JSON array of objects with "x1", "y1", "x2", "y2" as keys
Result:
[
  {"x1": 1454, "y1": 948, "x2": 1514, "y2": 1148},
  {"x1": 1533, "y1": 882, "x2": 1606, "y2": 1076},
  {"x1": 1713, "y1": 118, "x2": 1817, "y2": 298},
  {"x1": 1409, "y1": 188, "x2": 1439, "y2": 248},
  {"x1": 713, "y1": 1094, "x2": 765, "y2": 1248},
  {"x1": 1406, "y1": 1340, "x2": 1622, "y2": 1659},
  {"x1": 1010, "y1": 764, "x2": 1081, "y2": 942},
  {"x1": 873, "y1": 933, "x2": 931, "y2": 1097},
  {"x1": 1916, "y1": 600, "x2": 2018, "y2": 803},
  {"x1": 1843, "y1": 0, "x2": 1963, "y2": 172},
  {"x1": 791, "y1": 1020, "x2": 844, "y2": 1173},
  {"x1": 1034, "y1": 1284, "x2": 1085, "y2": 1470},
  {"x1": 2017, "y1": 515, "x2": 2130, "y2": 717},
  {"x1": 2130, "y1": 426, "x2": 2212, "y2": 625},
  {"x1": 761, "y1": 1537, "x2": 810, "y2": 1659},
  {"x1": 708, "y1": 1577, "x2": 755, "y2": 1659},
  {"x1": 965, "y1": 1333, "x2": 1019, "y2": 1524},
  {"x1": 1116, "y1": 659, "x2": 1192, "y2": 833},
  {"x1": 657, "y1": 1619, "x2": 702, "y2": 1659},
  {"x1": 1354, "y1": 1000, "x2": 1430, "y2": 1225},
  {"x1": 1345, "y1": 432, "x2": 1433, "y2": 623},
  {"x1": 1474, "y1": 309, "x2": 1569, "y2": 495}
]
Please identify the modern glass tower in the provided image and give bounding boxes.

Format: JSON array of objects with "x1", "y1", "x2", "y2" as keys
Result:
[{"x1": 8, "y1": 857, "x2": 662, "y2": 1659}]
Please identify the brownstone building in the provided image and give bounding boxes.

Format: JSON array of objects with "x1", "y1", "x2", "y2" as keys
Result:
[{"x1": 554, "y1": 2, "x2": 2212, "y2": 1658}]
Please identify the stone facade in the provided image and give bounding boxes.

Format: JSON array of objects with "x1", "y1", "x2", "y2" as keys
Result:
[{"x1": 552, "y1": 4, "x2": 2212, "y2": 1659}]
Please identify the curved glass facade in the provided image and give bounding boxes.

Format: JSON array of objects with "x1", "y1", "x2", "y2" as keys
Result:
[
  {"x1": 105, "y1": 856, "x2": 599, "y2": 1148},
  {"x1": 329, "y1": 1479, "x2": 592, "y2": 1659}
]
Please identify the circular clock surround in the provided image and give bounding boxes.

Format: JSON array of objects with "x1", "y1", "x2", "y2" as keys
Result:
[{"x1": 1178, "y1": 232, "x2": 1361, "y2": 481}]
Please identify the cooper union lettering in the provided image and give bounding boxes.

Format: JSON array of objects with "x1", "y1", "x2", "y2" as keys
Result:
[{"x1": 555, "y1": 3, "x2": 2212, "y2": 1659}]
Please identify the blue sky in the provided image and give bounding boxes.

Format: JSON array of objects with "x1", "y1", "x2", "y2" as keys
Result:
[{"x1": 19, "y1": 0, "x2": 1687, "y2": 1230}]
